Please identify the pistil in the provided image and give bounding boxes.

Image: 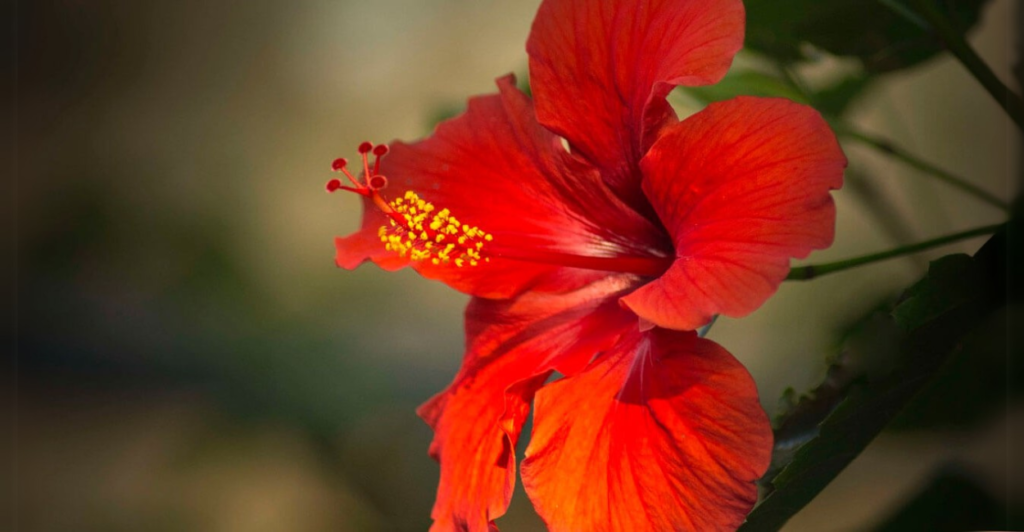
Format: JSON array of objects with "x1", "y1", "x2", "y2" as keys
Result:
[
  {"x1": 488, "y1": 247, "x2": 672, "y2": 277},
  {"x1": 327, "y1": 142, "x2": 674, "y2": 277}
]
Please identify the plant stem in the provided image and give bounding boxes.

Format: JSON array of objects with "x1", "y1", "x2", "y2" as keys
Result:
[
  {"x1": 786, "y1": 223, "x2": 1002, "y2": 281},
  {"x1": 773, "y1": 62, "x2": 1008, "y2": 211},
  {"x1": 910, "y1": 0, "x2": 1024, "y2": 129},
  {"x1": 836, "y1": 125, "x2": 1010, "y2": 211}
]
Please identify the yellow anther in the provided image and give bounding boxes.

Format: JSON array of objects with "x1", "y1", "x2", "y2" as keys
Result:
[{"x1": 376, "y1": 190, "x2": 492, "y2": 268}]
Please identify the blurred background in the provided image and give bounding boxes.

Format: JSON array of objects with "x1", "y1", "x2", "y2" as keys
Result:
[{"x1": 11, "y1": 0, "x2": 1021, "y2": 530}]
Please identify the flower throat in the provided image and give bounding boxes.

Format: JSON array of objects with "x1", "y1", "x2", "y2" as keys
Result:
[
  {"x1": 326, "y1": 141, "x2": 491, "y2": 268},
  {"x1": 326, "y1": 142, "x2": 672, "y2": 277}
]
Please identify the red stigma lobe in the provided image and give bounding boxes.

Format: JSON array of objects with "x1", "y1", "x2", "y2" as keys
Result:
[{"x1": 325, "y1": 141, "x2": 392, "y2": 198}]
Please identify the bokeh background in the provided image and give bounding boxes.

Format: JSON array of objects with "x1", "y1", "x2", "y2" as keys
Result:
[{"x1": 12, "y1": 0, "x2": 1021, "y2": 530}]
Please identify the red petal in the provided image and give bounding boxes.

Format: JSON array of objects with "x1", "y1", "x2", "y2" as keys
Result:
[
  {"x1": 335, "y1": 75, "x2": 664, "y2": 299},
  {"x1": 522, "y1": 328, "x2": 772, "y2": 531},
  {"x1": 419, "y1": 276, "x2": 638, "y2": 531},
  {"x1": 527, "y1": 0, "x2": 744, "y2": 207},
  {"x1": 622, "y1": 97, "x2": 846, "y2": 330}
]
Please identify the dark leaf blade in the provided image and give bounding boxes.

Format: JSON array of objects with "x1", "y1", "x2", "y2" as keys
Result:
[
  {"x1": 873, "y1": 464, "x2": 1024, "y2": 531},
  {"x1": 813, "y1": 74, "x2": 873, "y2": 117},
  {"x1": 740, "y1": 221, "x2": 1014, "y2": 532},
  {"x1": 681, "y1": 70, "x2": 808, "y2": 105},
  {"x1": 744, "y1": 0, "x2": 992, "y2": 73}
]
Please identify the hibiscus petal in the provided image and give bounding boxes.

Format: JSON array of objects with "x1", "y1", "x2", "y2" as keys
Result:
[
  {"x1": 527, "y1": 0, "x2": 744, "y2": 207},
  {"x1": 419, "y1": 276, "x2": 638, "y2": 531},
  {"x1": 522, "y1": 328, "x2": 772, "y2": 531},
  {"x1": 335, "y1": 75, "x2": 664, "y2": 299},
  {"x1": 622, "y1": 97, "x2": 846, "y2": 330}
]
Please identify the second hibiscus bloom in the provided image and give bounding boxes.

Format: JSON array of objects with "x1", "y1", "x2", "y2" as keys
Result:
[{"x1": 327, "y1": 0, "x2": 846, "y2": 530}]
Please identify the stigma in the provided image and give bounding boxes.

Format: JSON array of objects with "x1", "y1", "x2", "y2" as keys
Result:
[{"x1": 326, "y1": 142, "x2": 492, "y2": 268}]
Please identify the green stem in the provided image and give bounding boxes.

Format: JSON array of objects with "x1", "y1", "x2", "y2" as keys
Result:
[
  {"x1": 836, "y1": 125, "x2": 1010, "y2": 211},
  {"x1": 787, "y1": 223, "x2": 1002, "y2": 281},
  {"x1": 774, "y1": 62, "x2": 1007, "y2": 211},
  {"x1": 910, "y1": 0, "x2": 1024, "y2": 129}
]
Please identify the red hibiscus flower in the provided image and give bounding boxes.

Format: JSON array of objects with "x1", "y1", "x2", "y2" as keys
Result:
[{"x1": 326, "y1": 0, "x2": 845, "y2": 530}]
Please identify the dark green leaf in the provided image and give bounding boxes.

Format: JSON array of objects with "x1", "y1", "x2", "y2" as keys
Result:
[
  {"x1": 892, "y1": 254, "x2": 978, "y2": 331},
  {"x1": 813, "y1": 74, "x2": 874, "y2": 117},
  {"x1": 765, "y1": 306, "x2": 904, "y2": 484},
  {"x1": 891, "y1": 303, "x2": 1024, "y2": 430},
  {"x1": 681, "y1": 66, "x2": 871, "y2": 121},
  {"x1": 873, "y1": 465, "x2": 1024, "y2": 531},
  {"x1": 740, "y1": 221, "x2": 1014, "y2": 532},
  {"x1": 744, "y1": 0, "x2": 991, "y2": 73},
  {"x1": 682, "y1": 70, "x2": 808, "y2": 105}
]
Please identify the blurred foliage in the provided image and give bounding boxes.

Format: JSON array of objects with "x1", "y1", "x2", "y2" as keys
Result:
[
  {"x1": 682, "y1": 3, "x2": 1021, "y2": 525},
  {"x1": 681, "y1": 67, "x2": 874, "y2": 121},
  {"x1": 683, "y1": 70, "x2": 809, "y2": 105},
  {"x1": 766, "y1": 301, "x2": 904, "y2": 482},
  {"x1": 873, "y1": 465, "x2": 1024, "y2": 531},
  {"x1": 19, "y1": 179, "x2": 445, "y2": 530},
  {"x1": 744, "y1": 0, "x2": 992, "y2": 73},
  {"x1": 741, "y1": 218, "x2": 1020, "y2": 531}
]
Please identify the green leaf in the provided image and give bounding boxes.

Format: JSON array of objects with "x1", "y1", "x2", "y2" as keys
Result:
[
  {"x1": 744, "y1": 0, "x2": 992, "y2": 73},
  {"x1": 813, "y1": 74, "x2": 873, "y2": 117},
  {"x1": 765, "y1": 306, "x2": 904, "y2": 484},
  {"x1": 740, "y1": 221, "x2": 1014, "y2": 532},
  {"x1": 425, "y1": 102, "x2": 465, "y2": 132},
  {"x1": 680, "y1": 66, "x2": 872, "y2": 122},
  {"x1": 891, "y1": 254, "x2": 979, "y2": 331},
  {"x1": 682, "y1": 70, "x2": 808, "y2": 105},
  {"x1": 874, "y1": 465, "x2": 1024, "y2": 531},
  {"x1": 890, "y1": 300, "x2": 1024, "y2": 430}
]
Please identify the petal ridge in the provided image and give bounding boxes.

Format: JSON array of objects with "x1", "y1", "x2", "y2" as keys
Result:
[
  {"x1": 522, "y1": 328, "x2": 772, "y2": 531},
  {"x1": 622, "y1": 96, "x2": 846, "y2": 330},
  {"x1": 527, "y1": 0, "x2": 745, "y2": 208},
  {"x1": 335, "y1": 75, "x2": 666, "y2": 299},
  {"x1": 419, "y1": 276, "x2": 639, "y2": 531}
]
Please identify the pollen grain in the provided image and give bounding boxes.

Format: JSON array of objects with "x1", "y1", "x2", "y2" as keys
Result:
[{"x1": 380, "y1": 191, "x2": 491, "y2": 267}]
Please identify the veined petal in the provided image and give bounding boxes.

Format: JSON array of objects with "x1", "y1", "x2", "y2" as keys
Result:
[
  {"x1": 527, "y1": 0, "x2": 744, "y2": 208},
  {"x1": 522, "y1": 328, "x2": 772, "y2": 532},
  {"x1": 419, "y1": 276, "x2": 638, "y2": 531},
  {"x1": 622, "y1": 97, "x2": 846, "y2": 330},
  {"x1": 335, "y1": 75, "x2": 665, "y2": 299}
]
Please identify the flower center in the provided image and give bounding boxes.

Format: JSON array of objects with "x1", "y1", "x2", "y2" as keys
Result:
[
  {"x1": 379, "y1": 190, "x2": 493, "y2": 267},
  {"x1": 326, "y1": 142, "x2": 673, "y2": 276},
  {"x1": 326, "y1": 142, "x2": 492, "y2": 268}
]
